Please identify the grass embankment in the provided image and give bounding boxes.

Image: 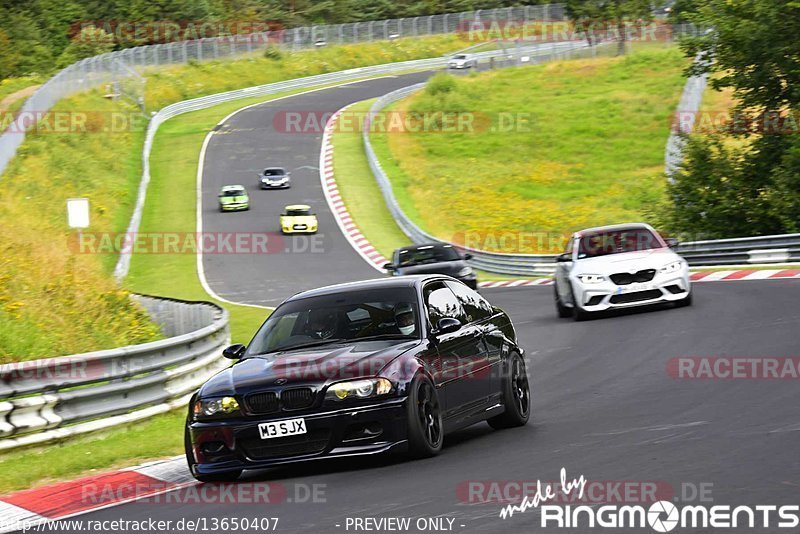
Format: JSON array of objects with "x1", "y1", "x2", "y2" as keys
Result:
[
  {"x1": 371, "y1": 45, "x2": 688, "y2": 254},
  {"x1": 0, "y1": 34, "x2": 473, "y2": 362},
  {"x1": 0, "y1": 93, "x2": 160, "y2": 362},
  {"x1": 331, "y1": 100, "x2": 526, "y2": 282}
]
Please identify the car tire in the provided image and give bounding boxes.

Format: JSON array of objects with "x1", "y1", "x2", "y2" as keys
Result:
[
  {"x1": 406, "y1": 374, "x2": 443, "y2": 458},
  {"x1": 488, "y1": 352, "x2": 530, "y2": 429},
  {"x1": 184, "y1": 427, "x2": 242, "y2": 483},
  {"x1": 675, "y1": 291, "x2": 692, "y2": 307},
  {"x1": 569, "y1": 283, "x2": 591, "y2": 321},
  {"x1": 554, "y1": 284, "x2": 571, "y2": 318}
]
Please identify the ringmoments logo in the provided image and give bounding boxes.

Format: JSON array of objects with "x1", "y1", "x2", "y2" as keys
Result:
[{"x1": 498, "y1": 468, "x2": 800, "y2": 531}]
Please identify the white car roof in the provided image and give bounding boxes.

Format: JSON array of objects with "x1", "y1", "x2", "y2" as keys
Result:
[{"x1": 574, "y1": 222, "x2": 655, "y2": 237}]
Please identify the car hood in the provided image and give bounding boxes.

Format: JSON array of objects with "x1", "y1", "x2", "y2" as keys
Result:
[
  {"x1": 199, "y1": 340, "x2": 418, "y2": 397},
  {"x1": 280, "y1": 215, "x2": 317, "y2": 225},
  {"x1": 220, "y1": 195, "x2": 248, "y2": 203},
  {"x1": 261, "y1": 175, "x2": 287, "y2": 181},
  {"x1": 573, "y1": 248, "x2": 682, "y2": 274},
  {"x1": 395, "y1": 260, "x2": 466, "y2": 276}
]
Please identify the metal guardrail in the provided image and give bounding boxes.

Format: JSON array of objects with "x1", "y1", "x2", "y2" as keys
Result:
[
  {"x1": 674, "y1": 234, "x2": 800, "y2": 266},
  {"x1": 0, "y1": 4, "x2": 565, "y2": 179},
  {"x1": 0, "y1": 296, "x2": 230, "y2": 451}
]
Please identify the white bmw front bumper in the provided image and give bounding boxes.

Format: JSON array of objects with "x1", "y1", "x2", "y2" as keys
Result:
[{"x1": 570, "y1": 268, "x2": 691, "y2": 311}]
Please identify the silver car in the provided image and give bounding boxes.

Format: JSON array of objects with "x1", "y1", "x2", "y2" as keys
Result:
[
  {"x1": 448, "y1": 54, "x2": 478, "y2": 69},
  {"x1": 259, "y1": 167, "x2": 290, "y2": 189}
]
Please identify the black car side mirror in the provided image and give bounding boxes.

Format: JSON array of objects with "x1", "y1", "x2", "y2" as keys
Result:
[
  {"x1": 222, "y1": 344, "x2": 246, "y2": 360},
  {"x1": 463, "y1": 253, "x2": 473, "y2": 260},
  {"x1": 383, "y1": 262, "x2": 396, "y2": 272},
  {"x1": 556, "y1": 252, "x2": 572, "y2": 263},
  {"x1": 665, "y1": 237, "x2": 679, "y2": 248},
  {"x1": 432, "y1": 317, "x2": 461, "y2": 337}
]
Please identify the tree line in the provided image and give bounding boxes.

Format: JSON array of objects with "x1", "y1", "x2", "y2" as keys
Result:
[
  {"x1": 0, "y1": 0, "x2": 535, "y2": 79},
  {"x1": 657, "y1": 0, "x2": 800, "y2": 238}
]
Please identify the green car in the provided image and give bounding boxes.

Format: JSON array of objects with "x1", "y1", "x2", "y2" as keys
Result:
[{"x1": 218, "y1": 185, "x2": 249, "y2": 212}]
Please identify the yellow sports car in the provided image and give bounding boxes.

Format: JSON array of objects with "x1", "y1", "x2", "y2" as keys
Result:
[{"x1": 280, "y1": 204, "x2": 318, "y2": 234}]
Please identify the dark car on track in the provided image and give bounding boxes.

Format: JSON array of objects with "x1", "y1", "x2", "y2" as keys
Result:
[
  {"x1": 185, "y1": 275, "x2": 530, "y2": 482},
  {"x1": 383, "y1": 243, "x2": 478, "y2": 289}
]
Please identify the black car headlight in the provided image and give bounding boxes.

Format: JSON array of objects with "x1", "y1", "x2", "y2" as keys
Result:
[
  {"x1": 325, "y1": 378, "x2": 393, "y2": 402},
  {"x1": 192, "y1": 396, "x2": 241, "y2": 420}
]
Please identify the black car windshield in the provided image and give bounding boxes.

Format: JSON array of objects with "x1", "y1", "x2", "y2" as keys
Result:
[
  {"x1": 577, "y1": 228, "x2": 663, "y2": 258},
  {"x1": 245, "y1": 288, "x2": 420, "y2": 356},
  {"x1": 398, "y1": 246, "x2": 460, "y2": 266},
  {"x1": 221, "y1": 189, "x2": 245, "y2": 197},
  {"x1": 264, "y1": 169, "x2": 285, "y2": 176},
  {"x1": 453, "y1": 55, "x2": 467, "y2": 59},
  {"x1": 284, "y1": 209, "x2": 310, "y2": 216}
]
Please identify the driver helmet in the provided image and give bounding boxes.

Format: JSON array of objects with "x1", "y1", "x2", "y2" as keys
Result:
[
  {"x1": 307, "y1": 309, "x2": 337, "y2": 339},
  {"x1": 394, "y1": 303, "x2": 416, "y2": 336}
]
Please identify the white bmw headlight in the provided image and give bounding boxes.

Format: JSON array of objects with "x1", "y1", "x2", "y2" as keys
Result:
[
  {"x1": 577, "y1": 274, "x2": 605, "y2": 284},
  {"x1": 659, "y1": 261, "x2": 684, "y2": 274},
  {"x1": 457, "y1": 266, "x2": 473, "y2": 277}
]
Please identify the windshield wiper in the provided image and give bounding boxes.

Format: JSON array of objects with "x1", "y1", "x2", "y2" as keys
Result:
[
  {"x1": 248, "y1": 338, "x2": 346, "y2": 356},
  {"x1": 353, "y1": 334, "x2": 418, "y2": 342}
]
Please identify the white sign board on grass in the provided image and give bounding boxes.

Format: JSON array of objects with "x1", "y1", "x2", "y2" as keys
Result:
[{"x1": 67, "y1": 198, "x2": 90, "y2": 229}]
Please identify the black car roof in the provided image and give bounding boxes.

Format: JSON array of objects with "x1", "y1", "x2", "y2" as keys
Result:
[
  {"x1": 395, "y1": 242, "x2": 453, "y2": 253},
  {"x1": 286, "y1": 275, "x2": 445, "y2": 302}
]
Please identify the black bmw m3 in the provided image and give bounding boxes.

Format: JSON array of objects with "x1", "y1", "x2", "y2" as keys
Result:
[{"x1": 185, "y1": 275, "x2": 530, "y2": 482}]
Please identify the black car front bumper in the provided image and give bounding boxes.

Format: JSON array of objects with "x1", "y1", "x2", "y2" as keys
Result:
[{"x1": 187, "y1": 397, "x2": 408, "y2": 475}]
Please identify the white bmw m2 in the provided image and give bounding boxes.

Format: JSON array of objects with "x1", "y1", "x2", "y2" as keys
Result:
[{"x1": 554, "y1": 223, "x2": 692, "y2": 320}]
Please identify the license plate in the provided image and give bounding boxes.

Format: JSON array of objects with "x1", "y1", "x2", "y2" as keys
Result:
[
  {"x1": 259, "y1": 418, "x2": 307, "y2": 440},
  {"x1": 293, "y1": 224, "x2": 307, "y2": 230},
  {"x1": 617, "y1": 283, "x2": 654, "y2": 294}
]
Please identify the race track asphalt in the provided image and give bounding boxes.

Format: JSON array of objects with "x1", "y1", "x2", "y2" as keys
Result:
[
  {"x1": 76, "y1": 281, "x2": 800, "y2": 533},
  {"x1": 200, "y1": 71, "x2": 431, "y2": 307},
  {"x1": 72, "y1": 66, "x2": 800, "y2": 533}
]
